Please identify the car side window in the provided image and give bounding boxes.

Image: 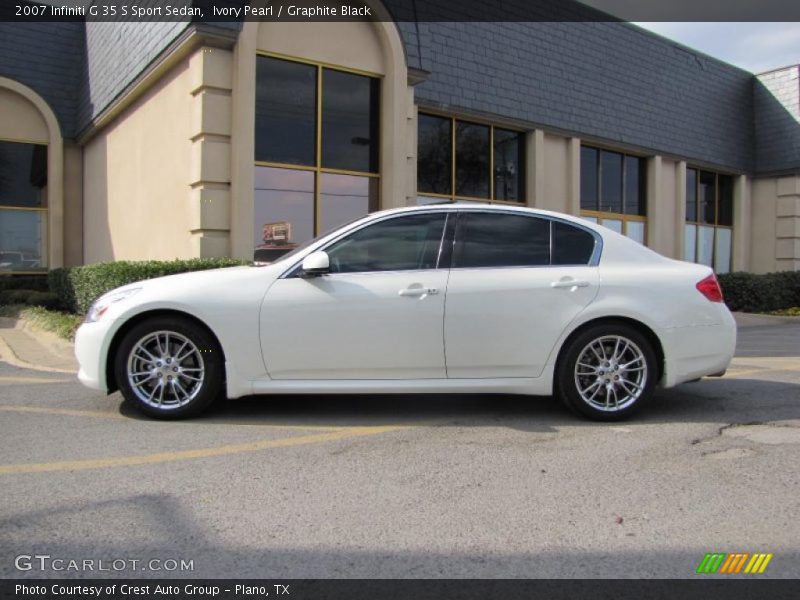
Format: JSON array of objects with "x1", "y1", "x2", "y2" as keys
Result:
[
  {"x1": 453, "y1": 212, "x2": 550, "y2": 268},
  {"x1": 552, "y1": 221, "x2": 596, "y2": 265},
  {"x1": 325, "y1": 213, "x2": 447, "y2": 273}
]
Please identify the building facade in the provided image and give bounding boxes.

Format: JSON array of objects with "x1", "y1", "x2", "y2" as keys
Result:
[{"x1": 1, "y1": 2, "x2": 799, "y2": 275}]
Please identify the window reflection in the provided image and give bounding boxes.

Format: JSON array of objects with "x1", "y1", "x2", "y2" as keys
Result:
[
  {"x1": 0, "y1": 141, "x2": 47, "y2": 208},
  {"x1": 320, "y1": 173, "x2": 378, "y2": 233},
  {"x1": 494, "y1": 128, "x2": 523, "y2": 202},
  {"x1": 417, "y1": 114, "x2": 452, "y2": 195},
  {"x1": 600, "y1": 151, "x2": 623, "y2": 214},
  {"x1": 0, "y1": 209, "x2": 46, "y2": 272},
  {"x1": 253, "y1": 167, "x2": 314, "y2": 262}
]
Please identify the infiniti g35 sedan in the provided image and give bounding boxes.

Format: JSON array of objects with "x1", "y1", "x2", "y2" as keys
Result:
[{"x1": 75, "y1": 204, "x2": 736, "y2": 421}]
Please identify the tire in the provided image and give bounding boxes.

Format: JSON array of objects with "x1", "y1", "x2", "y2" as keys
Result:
[
  {"x1": 556, "y1": 322, "x2": 657, "y2": 421},
  {"x1": 114, "y1": 316, "x2": 224, "y2": 419}
]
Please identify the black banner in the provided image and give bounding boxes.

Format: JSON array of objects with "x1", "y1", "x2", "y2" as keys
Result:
[
  {"x1": 2, "y1": 0, "x2": 800, "y2": 23},
  {"x1": 3, "y1": 579, "x2": 800, "y2": 600}
]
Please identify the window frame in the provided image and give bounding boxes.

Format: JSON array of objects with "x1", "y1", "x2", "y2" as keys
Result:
[
  {"x1": 417, "y1": 111, "x2": 526, "y2": 205},
  {"x1": 684, "y1": 167, "x2": 734, "y2": 272},
  {"x1": 0, "y1": 137, "x2": 48, "y2": 274},
  {"x1": 254, "y1": 52, "x2": 382, "y2": 246},
  {"x1": 579, "y1": 145, "x2": 647, "y2": 243}
]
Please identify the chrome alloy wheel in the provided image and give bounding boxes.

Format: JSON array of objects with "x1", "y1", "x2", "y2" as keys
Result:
[
  {"x1": 573, "y1": 335, "x2": 648, "y2": 412},
  {"x1": 126, "y1": 330, "x2": 205, "y2": 409}
]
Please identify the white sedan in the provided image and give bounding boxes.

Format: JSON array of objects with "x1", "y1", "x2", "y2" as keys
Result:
[{"x1": 75, "y1": 204, "x2": 736, "y2": 421}]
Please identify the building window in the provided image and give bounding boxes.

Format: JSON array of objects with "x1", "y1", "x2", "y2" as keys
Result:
[
  {"x1": 417, "y1": 113, "x2": 525, "y2": 204},
  {"x1": 580, "y1": 146, "x2": 646, "y2": 244},
  {"x1": 254, "y1": 55, "x2": 380, "y2": 262},
  {"x1": 684, "y1": 168, "x2": 733, "y2": 273},
  {"x1": 0, "y1": 140, "x2": 47, "y2": 272}
]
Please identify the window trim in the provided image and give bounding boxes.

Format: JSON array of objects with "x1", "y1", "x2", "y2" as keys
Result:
[
  {"x1": 579, "y1": 145, "x2": 647, "y2": 242},
  {"x1": 684, "y1": 167, "x2": 734, "y2": 272},
  {"x1": 254, "y1": 52, "x2": 382, "y2": 246},
  {"x1": 417, "y1": 111, "x2": 526, "y2": 204}
]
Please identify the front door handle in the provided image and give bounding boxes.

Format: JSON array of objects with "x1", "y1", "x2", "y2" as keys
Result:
[
  {"x1": 551, "y1": 279, "x2": 590, "y2": 290},
  {"x1": 399, "y1": 287, "x2": 438, "y2": 298}
]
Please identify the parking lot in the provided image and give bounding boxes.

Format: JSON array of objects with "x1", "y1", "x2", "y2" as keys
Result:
[{"x1": 1, "y1": 315, "x2": 798, "y2": 579}]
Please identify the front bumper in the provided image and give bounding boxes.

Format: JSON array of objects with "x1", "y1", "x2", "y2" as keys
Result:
[{"x1": 74, "y1": 319, "x2": 118, "y2": 392}]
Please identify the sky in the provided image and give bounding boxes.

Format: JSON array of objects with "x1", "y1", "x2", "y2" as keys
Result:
[{"x1": 633, "y1": 22, "x2": 800, "y2": 74}]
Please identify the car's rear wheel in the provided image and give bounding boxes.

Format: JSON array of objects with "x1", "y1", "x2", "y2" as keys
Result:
[
  {"x1": 556, "y1": 323, "x2": 656, "y2": 421},
  {"x1": 114, "y1": 317, "x2": 223, "y2": 419}
]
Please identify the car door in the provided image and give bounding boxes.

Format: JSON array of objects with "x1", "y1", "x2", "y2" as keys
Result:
[
  {"x1": 260, "y1": 211, "x2": 451, "y2": 380},
  {"x1": 444, "y1": 211, "x2": 600, "y2": 378}
]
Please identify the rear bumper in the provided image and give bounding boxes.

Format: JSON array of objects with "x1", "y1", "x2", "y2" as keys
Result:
[{"x1": 660, "y1": 309, "x2": 737, "y2": 387}]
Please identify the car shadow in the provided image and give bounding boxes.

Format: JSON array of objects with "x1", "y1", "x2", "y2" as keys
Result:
[{"x1": 117, "y1": 375, "x2": 800, "y2": 432}]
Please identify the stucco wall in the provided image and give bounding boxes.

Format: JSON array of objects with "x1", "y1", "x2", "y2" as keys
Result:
[{"x1": 83, "y1": 58, "x2": 194, "y2": 263}]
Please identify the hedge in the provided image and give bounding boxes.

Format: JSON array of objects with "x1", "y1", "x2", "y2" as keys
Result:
[
  {"x1": 0, "y1": 275, "x2": 49, "y2": 293},
  {"x1": 0, "y1": 289, "x2": 60, "y2": 310},
  {"x1": 717, "y1": 271, "x2": 800, "y2": 313},
  {"x1": 48, "y1": 258, "x2": 251, "y2": 314}
]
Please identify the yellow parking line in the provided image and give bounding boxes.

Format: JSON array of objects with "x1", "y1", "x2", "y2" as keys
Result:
[
  {"x1": 0, "y1": 376, "x2": 73, "y2": 385},
  {"x1": 0, "y1": 425, "x2": 407, "y2": 476}
]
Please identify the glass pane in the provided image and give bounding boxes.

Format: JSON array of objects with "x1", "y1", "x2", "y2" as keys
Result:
[
  {"x1": 0, "y1": 141, "x2": 47, "y2": 208},
  {"x1": 602, "y1": 219, "x2": 622, "y2": 234},
  {"x1": 697, "y1": 225, "x2": 714, "y2": 267},
  {"x1": 715, "y1": 228, "x2": 732, "y2": 274},
  {"x1": 718, "y1": 175, "x2": 734, "y2": 226},
  {"x1": 685, "y1": 168, "x2": 697, "y2": 222},
  {"x1": 326, "y1": 213, "x2": 446, "y2": 273},
  {"x1": 494, "y1": 128, "x2": 524, "y2": 202},
  {"x1": 454, "y1": 213, "x2": 550, "y2": 268},
  {"x1": 624, "y1": 156, "x2": 645, "y2": 216},
  {"x1": 580, "y1": 146, "x2": 598, "y2": 211},
  {"x1": 582, "y1": 215, "x2": 598, "y2": 224},
  {"x1": 600, "y1": 150, "x2": 623, "y2": 213},
  {"x1": 552, "y1": 221, "x2": 595, "y2": 265},
  {"x1": 417, "y1": 195, "x2": 450, "y2": 205},
  {"x1": 255, "y1": 57, "x2": 316, "y2": 166},
  {"x1": 0, "y1": 209, "x2": 46, "y2": 271},
  {"x1": 455, "y1": 122, "x2": 490, "y2": 198},
  {"x1": 322, "y1": 69, "x2": 379, "y2": 173},
  {"x1": 253, "y1": 167, "x2": 314, "y2": 262},
  {"x1": 417, "y1": 114, "x2": 452, "y2": 195},
  {"x1": 684, "y1": 224, "x2": 697, "y2": 262},
  {"x1": 626, "y1": 220, "x2": 645, "y2": 245},
  {"x1": 698, "y1": 171, "x2": 716, "y2": 225},
  {"x1": 319, "y1": 173, "x2": 377, "y2": 234}
]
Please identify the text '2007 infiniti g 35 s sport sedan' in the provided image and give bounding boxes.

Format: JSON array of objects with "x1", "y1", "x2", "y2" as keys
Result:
[{"x1": 74, "y1": 204, "x2": 736, "y2": 421}]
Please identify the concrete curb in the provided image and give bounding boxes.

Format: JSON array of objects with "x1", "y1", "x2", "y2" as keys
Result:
[{"x1": 0, "y1": 317, "x2": 77, "y2": 374}]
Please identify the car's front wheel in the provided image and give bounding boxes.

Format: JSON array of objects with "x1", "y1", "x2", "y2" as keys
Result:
[
  {"x1": 114, "y1": 317, "x2": 223, "y2": 419},
  {"x1": 556, "y1": 323, "x2": 657, "y2": 421}
]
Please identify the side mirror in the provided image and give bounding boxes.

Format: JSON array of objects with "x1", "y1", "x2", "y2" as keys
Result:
[{"x1": 300, "y1": 251, "x2": 330, "y2": 277}]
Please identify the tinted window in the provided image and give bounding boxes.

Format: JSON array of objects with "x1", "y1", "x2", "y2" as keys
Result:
[
  {"x1": 699, "y1": 170, "x2": 716, "y2": 224},
  {"x1": 255, "y1": 57, "x2": 316, "y2": 165},
  {"x1": 624, "y1": 155, "x2": 645, "y2": 216},
  {"x1": 321, "y1": 69, "x2": 379, "y2": 173},
  {"x1": 718, "y1": 175, "x2": 734, "y2": 227},
  {"x1": 454, "y1": 213, "x2": 550, "y2": 268},
  {"x1": 685, "y1": 168, "x2": 697, "y2": 221},
  {"x1": 326, "y1": 213, "x2": 447, "y2": 273},
  {"x1": 417, "y1": 114, "x2": 452, "y2": 195},
  {"x1": 600, "y1": 151, "x2": 623, "y2": 213},
  {"x1": 552, "y1": 221, "x2": 596, "y2": 265},
  {"x1": 493, "y1": 128, "x2": 524, "y2": 202},
  {"x1": 0, "y1": 141, "x2": 47, "y2": 208},
  {"x1": 455, "y1": 121, "x2": 489, "y2": 198},
  {"x1": 580, "y1": 146, "x2": 598, "y2": 211}
]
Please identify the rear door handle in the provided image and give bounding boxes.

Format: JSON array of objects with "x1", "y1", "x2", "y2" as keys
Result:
[
  {"x1": 399, "y1": 287, "x2": 438, "y2": 297},
  {"x1": 551, "y1": 279, "x2": 590, "y2": 289}
]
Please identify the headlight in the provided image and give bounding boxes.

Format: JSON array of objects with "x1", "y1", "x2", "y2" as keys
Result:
[{"x1": 84, "y1": 288, "x2": 142, "y2": 323}]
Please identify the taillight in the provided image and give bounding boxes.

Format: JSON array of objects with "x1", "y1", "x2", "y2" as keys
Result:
[{"x1": 696, "y1": 273, "x2": 724, "y2": 303}]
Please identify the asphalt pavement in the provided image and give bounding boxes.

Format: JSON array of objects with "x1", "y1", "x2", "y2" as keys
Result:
[{"x1": 0, "y1": 317, "x2": 798, "y2": 579}]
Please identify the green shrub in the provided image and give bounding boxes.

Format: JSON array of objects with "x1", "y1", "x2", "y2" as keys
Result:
[
  {"x1": 718, "y1": 271, "x2": 800, "y2": 313},
  {"x1": 0, "y1": 289, "x2": 60, "y2": 309},
  {"x1": 0, "y1": 275, "x2": 48, "y2": 292},
  {"x1": 49, "y1": 258, "x2": 251, "y2": 314}
]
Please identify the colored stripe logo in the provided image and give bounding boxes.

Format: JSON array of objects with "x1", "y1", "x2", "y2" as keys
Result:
[{"x1": 696, "y1": 553, "x2": 773, "y2": 574}]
